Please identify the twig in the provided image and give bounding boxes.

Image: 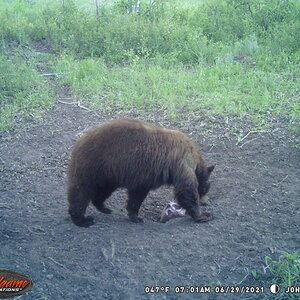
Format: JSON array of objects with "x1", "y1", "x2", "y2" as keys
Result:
[
  {"x1": 238, "y1": 131, "x2": 251, "y2": 144},
  {"x1": 236, "y1": 130, "x2": 269, "y2": 146},
  {"x1": 208, "y1": 144, "x2": 216, "y2": 152},
  {"x1": 273, "y1": 175, "x2": 289, "y2": 187},
  {"x1": 77, "y1": 102, "x2": 90, "y2": 111},
  {"x1": 110, "y1": 240, "x2": 115, "y2": 259},
  {"x1": 213, "y1": 260, "x2": 221, "y2": 275},
  {"x1": 236, "y1": 268, "x2": 250, "y2": 285},
  {"x1": 240, "y1": 137, "x2": 258, "y2": 148},
  {"x1": 278, "y1": 175, "x2": 289, "y2": 185},
  {"x1": 101, "y1": 248, "x2": 109, "y2": 260},
  {"x1": 48, "y1": 257, "x2": 65, "y2": 268},
  {"x1": 42, "y1": 261, "x2": 46, "y2": 273},
  {"x1": 58, "y1": 100, "x2": 77, "y2": 105},
  {"x1": 40, "y1": 73, "x2": 60, "y2": 77},
  {"x1": 24, "y1": 225, "x2": 46, "y2": 235},
  {"x1": 57, "y1": 100, "x2": 90, "y2": 111}
]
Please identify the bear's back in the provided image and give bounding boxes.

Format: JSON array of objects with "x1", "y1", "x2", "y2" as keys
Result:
[{"x1": 70, "y1": 119, "x2": 202, "y2": 189}]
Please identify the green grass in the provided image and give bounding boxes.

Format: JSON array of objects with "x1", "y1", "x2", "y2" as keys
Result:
[
  {"x1": 252, "y1": 252, "x2": 300, "y2": 299},
  {"x1": 55, "y1": 54, "x2": 299, "y2": 120},
  {"x1": 0, "y1": 0, "x2": 299, "y2": 131},
  {"x1": 0, "y1": 54, "x2": 53, "y2": 131}
]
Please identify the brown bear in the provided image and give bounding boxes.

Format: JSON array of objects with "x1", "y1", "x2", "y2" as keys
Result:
[{"x1": 67, "y1": 119, "x2": 214, "y2": 227}]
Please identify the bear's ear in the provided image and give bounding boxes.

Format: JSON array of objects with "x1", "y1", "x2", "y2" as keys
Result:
[{"x1": 207, "y1": 165, "x2": 215, "y2": 177}]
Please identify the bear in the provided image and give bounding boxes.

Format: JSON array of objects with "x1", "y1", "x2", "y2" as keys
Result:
[{"x1": 67, "y1": 118, "x2": 214, "y2": 227}]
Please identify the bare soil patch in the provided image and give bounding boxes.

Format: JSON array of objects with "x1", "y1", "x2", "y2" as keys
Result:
[{"x1": 1, "y1": 102, "x2": 299, "y2": 299}]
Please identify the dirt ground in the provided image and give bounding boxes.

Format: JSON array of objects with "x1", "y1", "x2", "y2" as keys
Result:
[{"x1": 1, "y1": 100, "x2": 299, "y2": 300}]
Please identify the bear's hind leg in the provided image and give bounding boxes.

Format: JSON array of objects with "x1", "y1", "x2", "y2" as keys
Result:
[
  {"x1": 92, "y1": 185, "x2": 116, "y2": 214},
  {"x1": 68, "y1": 185, "x2": 94, "y2": 227},
  {"x1": 126, "y1": 188, "x2": 149, "y2": 223}
]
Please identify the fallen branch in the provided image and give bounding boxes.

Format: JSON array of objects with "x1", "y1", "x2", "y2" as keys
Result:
[
  {"x1": 236, "y1": 130, "x2": 269, "y2": 146},
  {"x1": 57, "y1": 100, "x2": 90, "y2": 111}
]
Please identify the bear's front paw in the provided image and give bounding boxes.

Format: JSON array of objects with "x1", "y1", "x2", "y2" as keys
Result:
[
  {"x1": 129, "y1": 216, "x2": 144, "y2": 223},
  {"x1": 98, "y1": 207, "x2": 113, "y2": 214},
  {"x1": 193, "y1": 212, "x2": 213, "y2": 223},
  {"x1": 73, "y1": 216, "x2": 95, "y2": 227}
]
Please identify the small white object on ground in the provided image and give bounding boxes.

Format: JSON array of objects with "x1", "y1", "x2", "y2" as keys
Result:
[{"x1": 160, "y1": 202, "x2": 186, "y2": 223}]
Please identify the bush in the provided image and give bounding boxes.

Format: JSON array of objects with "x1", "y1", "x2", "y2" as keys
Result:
[{"x1": 1, "y1": 0, "x2": 299, "y2": 66}]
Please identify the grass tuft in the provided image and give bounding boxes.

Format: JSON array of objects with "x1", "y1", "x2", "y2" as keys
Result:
[
  {"x1": 0, "y1": 54, "x2": 53, "y2": 131},
  {"x1": 252, "y1": 252, "x2": 300, "y2": 299}
]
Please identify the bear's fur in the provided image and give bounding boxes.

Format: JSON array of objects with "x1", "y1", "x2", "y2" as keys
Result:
[{"x1": 68, "y1": 119, "x2": 214, "y2": 227}]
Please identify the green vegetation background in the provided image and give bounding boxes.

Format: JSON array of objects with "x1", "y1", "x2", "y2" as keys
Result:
[{"x1": 0, "y1": 0, "x2": 299, "y2": 132}]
